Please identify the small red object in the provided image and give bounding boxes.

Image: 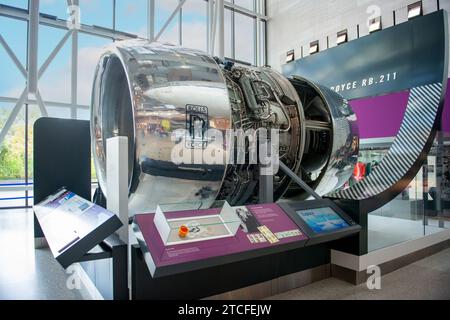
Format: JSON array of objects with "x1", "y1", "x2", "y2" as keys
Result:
[
  {"x1": 353, "y1": 162, "x2": 366, "y2": 181},
  {"x1": 179, "y1": 225, "x2": 189, "y2": 238}
]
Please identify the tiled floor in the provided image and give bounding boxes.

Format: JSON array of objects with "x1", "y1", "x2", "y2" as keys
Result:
[
  {"x1": 0, "y1": 209, "x2": 85, "y2": 300},
  {"x1": 269, "y1": 247, "x2": 450, "y2": 300}
]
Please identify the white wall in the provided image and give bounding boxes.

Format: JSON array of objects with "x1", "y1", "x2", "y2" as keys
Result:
[{"x1": 267, "y1": 0, "x2": 449, "y2": 72}]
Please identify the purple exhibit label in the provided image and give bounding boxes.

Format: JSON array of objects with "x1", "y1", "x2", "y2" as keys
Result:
[{"x1": 134, "y1": 204, "x2": 308, "y2": 268}]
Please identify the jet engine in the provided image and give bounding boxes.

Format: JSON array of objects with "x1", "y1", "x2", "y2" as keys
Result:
[{"x1": 90, "y1": 40, "x2": 358, "y2": 215}]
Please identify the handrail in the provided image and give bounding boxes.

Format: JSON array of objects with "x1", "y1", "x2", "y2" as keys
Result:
[
  {"x1": 0, "y1": 182, "x2": 34, "y2": 187},
  {"x1": 0, "y1": 182, "x2": 99, "y2": 202},
  {"x1": 0, "y1": 196, "x2": 33, "y2": 201}
]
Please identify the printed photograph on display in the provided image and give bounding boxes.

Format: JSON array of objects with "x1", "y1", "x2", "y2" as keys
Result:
[{"x1": 234, "y1": 206, "x2": 262, "y2": 234}]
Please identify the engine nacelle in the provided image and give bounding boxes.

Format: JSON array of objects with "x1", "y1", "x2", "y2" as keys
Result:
[{"x1": 90, "y1": 40, "x2": 358, "y2": 215}]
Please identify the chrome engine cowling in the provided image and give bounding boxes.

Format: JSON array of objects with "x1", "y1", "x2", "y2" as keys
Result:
[
  {"x1": 286, "y1": 76, "x2": 359, "y2": 199},
  {"x1": 91, "y1": 40, "x2": 358, "y2": 215}
]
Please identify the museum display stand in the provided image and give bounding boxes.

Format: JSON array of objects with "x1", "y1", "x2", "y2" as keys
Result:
[
  {"x1": 32, "y1": 118, "x2": 361, "y2": 300},
  {"x1": 34, "y1": 187, "x2": 123, "y2": 269},
  {"x1": 33, "y1": 118, "x2": 128, "y2": 300},
  {"x1": 131, "y1": 161, "x2": 360, "y2": 299}
]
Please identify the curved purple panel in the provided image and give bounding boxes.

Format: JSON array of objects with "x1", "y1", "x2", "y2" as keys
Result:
[
  {"x1": 349, "y1": 91, "x2": 409, "y2": 139},
  {"x1": 443, "y1": 83, "x2": 450, "y2": 136}
]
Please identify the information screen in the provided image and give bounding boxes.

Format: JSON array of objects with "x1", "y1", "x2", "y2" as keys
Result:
[
  {"x1": 296, "y1": 207, "x2": 349, "y2": 233},
  {"x1": 34, "y1": 189, "x2": 120, "y2": 256}
]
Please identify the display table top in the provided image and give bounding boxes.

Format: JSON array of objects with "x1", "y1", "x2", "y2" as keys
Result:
[{"x1": 133, "y1": 203, "x2": 309, "y2": 278}]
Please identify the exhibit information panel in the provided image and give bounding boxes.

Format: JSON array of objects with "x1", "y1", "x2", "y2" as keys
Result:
[
  {"x1": 133, "y1": 203, "x2": 308, "y2": 277},
  {"x1": 279, "y1": 199, "x2": 361, "y2": 246},
  {"x1": 34, "y1": 188, "x2": 123, "y2": 268},
  {"x1": 296, "y1": 207, "x2": 349, "y2": 233}
]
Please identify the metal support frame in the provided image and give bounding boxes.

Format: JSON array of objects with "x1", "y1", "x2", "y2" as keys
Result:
[
  {"x1": 279, "y1": 162, "x2": 323, "y2": 200},
  {"x1": 71, "y1": 0, "x2": 79, "y2": 120},
  {"x1": 209, "y1": 0, "x2": 218, "y2": 55},
  {"x1": 24, "y1": 103, "x2": 29, "y2": 208},
  {"x1": 108, "y1": 235, "x2": 129, "y2": 300},
  {"x1": 27, "y1": 0, "x2": 39, "y2": 95},
  {"x1": 0, "y1": 89, "x2": 27, "y2": 144},
  {"x1": 259, "y1": 170, "x2": 274, "y2": 203},
  {"x1": 255, "y1": 0, "x2": 266, "y2": 66},
  {"x1": 255, "y1": 0, "x2": 261, "y2": 66},
  {"x1": 35, "y1": 90, "x2": 48, "y2": 117},
  {"x1": 38, "y1": 30, "x2": 73, "y2": 79},
  {"x1": 154, "y1": 0, "x2": 187, "y2": 42},
  {"x1": 148, "y1": 0, "x2": 155, "y2": 41},
  {"x1": 178, "y1": 0, "x2": 183, "y2": 46},
  {"x1": 217, "y1": 0, "x2": 225, "y2": 59},
  {"x1": 0, "y1": 95, "x2": 87, "y2": 108},
  {"x1": 0, "y1": 34, "x2": 27, "y2": 77},
  {"x1": 207, "y1": 0, "x2": 226, "y2": 58},
  {"x1": 207, "y1": 0, "x2": 214, "y2": 54},
  {"x1": 257, "y1": 161, "x2": 322, "y2": 204},
  {"x1": 225, "y1": 0, "x2": 268, "y2": 20}
]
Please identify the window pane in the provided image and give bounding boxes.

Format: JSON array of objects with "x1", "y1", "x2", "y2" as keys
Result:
[
  {"x1": 259, "y1": 0, "x2": 266, "y2": 15},
  {"x1": 0, "y1": 103, "x2": 25, "y2": 182},
  {"x1": 156, "y1": 0, "x2": 180, "y2": 45},
  {"x1": 77, "y1": 34, "x2": 113, "y2": 106},
  {"x1": 214, "y1": 8, "x2": 232, "y2": 59},
  {"x1": 0, "y1": 0, "x2": 28, "y2": 9},
  {"x1": 39, "y1": 0, "x2": 69, "y2": 19},
  {"x1": 79, "y1": 0, "x2": 113, "y2": 29},
  {"x1": 0, "y1": 102, "x2": 26, "y2": 208},
  {"x1": 0, "y1": 17, "x2": 27, "y2": 98},
  {"x1": 39, "y1": 1, "x2": 114, "y2": 28},
  {"x1": 115, "y1": 0, "x2": 148, "y2": 37},
  {"x1": 77, "y1": 108, "x2": 90, "y2": 121},
  {"x1": 47, "y1": 106, "x2": 72, "y2": 119},
  {"x1": 38, "y1": 25, "x2": 71, "y2": 103},
  {"x1": 234, "y1": 0, "x2": 255, "y2": 12},
  {"x1": 182, "y1": 0, "x2": 207, "y2": 51},
  {"x1": 234, "y1": 12, "x2": 255, "y2": 64}
]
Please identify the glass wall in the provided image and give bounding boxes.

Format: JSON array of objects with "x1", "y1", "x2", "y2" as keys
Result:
[
  {"x1": 182, "y1": 0, "x2": 208, "y2": 52},
  {"x1": 234, "y1": 12, "x2": 255, "y2": 64},
  {"x1": 359, "y1": 139, "x2": 449, "y2": 252},
  {"x1": 0, "y1": 9, "x2": 28, "y2": 208},
  {"x1": 0, "y1": 0, "x2": 267, "y2": 209}
]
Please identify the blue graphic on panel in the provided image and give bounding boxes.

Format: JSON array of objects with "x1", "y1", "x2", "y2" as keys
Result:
[{"x1": 296, "y1": 207, "x2": 349, "y2": 233}]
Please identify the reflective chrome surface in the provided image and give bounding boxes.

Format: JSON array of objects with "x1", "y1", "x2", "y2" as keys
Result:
[
  {"x1": 91, "y1": 40, "x2": 231, "y2": 215},
  {"x1": 288, "y1": 76, "x2": 359, "y2": 198},
  {"x1": 91, "y1": 41, "x2": 358, "y2": 215}
]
